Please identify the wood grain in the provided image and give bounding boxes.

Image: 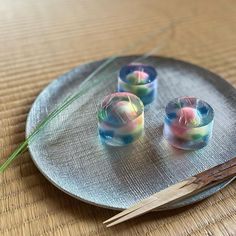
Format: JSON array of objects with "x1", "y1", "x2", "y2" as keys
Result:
[
  {"x1": 0, "y1": 0, "x2": 236, "y2": 235},
  {"x1": 193, "y1": 157, "x2": 236, "y2": 188}
]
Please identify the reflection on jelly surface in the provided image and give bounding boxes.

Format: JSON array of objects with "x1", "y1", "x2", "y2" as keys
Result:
[
  {"x1": 163, "y1": 97, "x2": 214, "y2": 150},
  {"x1": 118, "y1": 64, "x2": 158, "y2": 105},
  {"x1": 98, "y1": 92, "x2": 144, "y2": 146}
]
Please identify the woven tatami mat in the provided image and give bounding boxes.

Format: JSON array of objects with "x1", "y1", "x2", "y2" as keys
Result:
[{"x1": 0, "y1": 0, "x2": 236, "y2": 235}]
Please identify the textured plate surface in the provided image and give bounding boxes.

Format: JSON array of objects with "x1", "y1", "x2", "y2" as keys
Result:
[{"x1": 26, "y1": 56, "x2": 236, "y2": 211}]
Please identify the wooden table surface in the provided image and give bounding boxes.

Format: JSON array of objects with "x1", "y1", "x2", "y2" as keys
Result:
[{"x1": 0, "y1": 0, "x2": 236, "y2": 235}]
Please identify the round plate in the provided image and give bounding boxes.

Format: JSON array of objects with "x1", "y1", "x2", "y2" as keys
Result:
[{"x1": 26, "y1": 56, "x2": 236, "y2": 211}]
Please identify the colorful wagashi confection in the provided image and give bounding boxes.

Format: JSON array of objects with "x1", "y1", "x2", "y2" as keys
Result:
[
  {"x1": 163, "y1": 96, "x2": 214, "y2": 150},
  {"x1": 118, "y1": 64, "x2": 158, "y2": 105},
  {"x1": 98, "y1": 92, "x2": 144, "y2": 146}
]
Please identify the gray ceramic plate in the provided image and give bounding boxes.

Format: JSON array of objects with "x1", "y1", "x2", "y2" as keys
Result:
[{"x1": 26, "y1": 56, "x2": 236, "y2": 211}]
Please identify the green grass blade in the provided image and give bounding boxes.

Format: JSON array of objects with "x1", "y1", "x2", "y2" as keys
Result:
[{"x1": 0, "y1": 56, "x2": 116, "y2": 172}]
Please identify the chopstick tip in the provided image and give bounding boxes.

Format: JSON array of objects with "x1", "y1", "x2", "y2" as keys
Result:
[{"x1": 105, "y1": 222, "x2": 116, "y2": 227}]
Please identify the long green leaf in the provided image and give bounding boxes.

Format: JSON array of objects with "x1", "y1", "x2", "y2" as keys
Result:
[{"x1": 0, "y1": 56, "x2": 116, "y2": 172}]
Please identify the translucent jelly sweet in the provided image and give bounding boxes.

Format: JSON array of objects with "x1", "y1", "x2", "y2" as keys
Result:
[
  {"x1": 118, "y1": 64, "x2": 158, "y2": 105},
  {"x1": 98, "y1": 92, "x2": 144, "y2": 146},
  {"x1": 163, "y1": 97, "x2": 214, "y2": 150}
]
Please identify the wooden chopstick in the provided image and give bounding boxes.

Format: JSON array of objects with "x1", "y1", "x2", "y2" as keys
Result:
[{"x1": 104, "y1": 157, "x2": 236, "y2": 227}]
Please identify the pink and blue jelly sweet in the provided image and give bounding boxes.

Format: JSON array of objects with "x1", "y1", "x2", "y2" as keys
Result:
[
  {"x1": 118, "y1": 64, "x2": 158, "y2": 105},
  {"x1": 163, "y1": 97, "x2": 214, "y2": 150},
  {"x1": 98, "y1": 92, "x2": 144, "y2": 146}
]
